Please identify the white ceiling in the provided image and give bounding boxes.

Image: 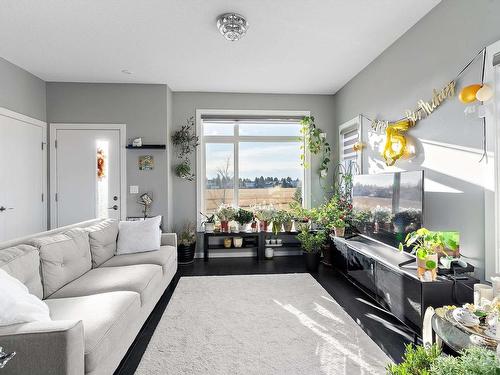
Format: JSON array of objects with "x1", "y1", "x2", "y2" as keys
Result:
[{"x1": 0, "y1": 0, "x2": 440, "y2": 94}]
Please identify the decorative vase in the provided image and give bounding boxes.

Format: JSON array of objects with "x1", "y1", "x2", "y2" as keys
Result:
[
  {"x1": 220, "y1": 220, "x2": 229, "y2": 233},
  {"x1": 283, "y1": 221, "x2": 293, "y2": 232},
  {"x1": 233, "y1": 237, "x2": 243, "y2": 248},
  {"x1": 265, "y1": 247, "x2": 274, "y2": 259},
  {"x1": 416, "y1": 253, "x2": 438, "y2": 281},
  {"x1": 304, "y1": 251, "x2": 321, "y2": 272},
  {"x1": 260, "y1": 220, "x2": 269, "y2": 232},
  {"x1": 334, "y1": 227, "x2": 345, "y2": 238},
  {"x1": 204, "y1": 222, "x2": 215, "y2": 233},
  {"x1": 177, "y1": 243, "x2": 196, "y2": 265},
  {"x1": 223, "y1": 238, "x2": 232, "y2": 248}
]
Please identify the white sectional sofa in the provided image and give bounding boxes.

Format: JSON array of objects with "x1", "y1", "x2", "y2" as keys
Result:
[{"x1": 0, "y1": 218, "x2": 178, "y2": 375}]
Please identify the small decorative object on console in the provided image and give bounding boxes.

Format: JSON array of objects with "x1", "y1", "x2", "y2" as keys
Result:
[
  {"x1": 201, "y1": 212, "x2": 216, "y2": 233},
  {"x1": 233, "y1": 237, "x2": 243, "y2": 248},
  {"x1": 132, "y1": 137, "x2": 142, "y2": 147},
  {"x1": 223, "y1": 238, "x2": 232, "y2": 248},
  {"x1": 137, "y1": 192, "x2": 153, "y2": 218}
]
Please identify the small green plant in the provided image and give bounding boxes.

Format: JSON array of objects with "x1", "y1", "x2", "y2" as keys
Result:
[
  {"x1": 175, "y1": 222, "x2": 197, "y2": 247},
  {"x1": 373, "y1": 206, "x2": 392, "y2": 224},
  {"x1": 172, "y1": 116, "x2": 199, "y2": 181},
  {"x1": 300, "y1": 116, "x2": 331, "y2": 178},
  {"x1": 399, "y1": 228, "x2": 456, "y2": 269},
  {"x1": 216, "y1": 204, "x2": 236, "y2": 222},
  {"x1": 296, "y1": 230, "x2": 327, "y2": 253},
  {"x1": 200, "y1": 212, "x2": 216, "y2": 224},
  {"x1": 252, "y1": 204, "x2": 276, "y2": 222},
  {"x1": 234, "y1": 208, "x2": 254, "y2": 226},
  {"x1": 386, "y1": 343, "x2": 441, "y2": 375},
  {"x1": 316, "y1": 195, "x2": 351, "y2": 232}
]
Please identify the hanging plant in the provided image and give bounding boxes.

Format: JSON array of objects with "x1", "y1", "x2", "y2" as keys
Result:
[
  {"x1": 299, "y1": 116, "x2": 331, "y2": 178},
  {"x1": 172, "y1": 116, "x2": 199, "y2": 181}
]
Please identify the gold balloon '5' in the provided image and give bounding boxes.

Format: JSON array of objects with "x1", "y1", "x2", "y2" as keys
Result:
[{"x1": 382, "y1": 120, "x2": 414, "y2": 166}]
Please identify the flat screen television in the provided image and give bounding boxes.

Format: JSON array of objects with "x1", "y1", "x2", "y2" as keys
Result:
[{"x1": 351, "y1": 170, "x2": 424, "y2": 251}]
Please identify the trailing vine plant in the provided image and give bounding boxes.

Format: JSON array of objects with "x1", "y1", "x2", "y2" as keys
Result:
[
  {"x1": 171, "y1": 116, "x2": 199, "y2": 181},
  {"x1": 299, "y1": 116, "x2": 331, "y2": 179}
]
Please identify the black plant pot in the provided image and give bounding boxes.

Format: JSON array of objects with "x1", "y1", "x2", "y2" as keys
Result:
[
  {"x1": 177, "y1": 243, "x2": 196, "y2": 265},
  {"x1": 303, "y1": 251, "x2": 321, "y2": 272},
  {"x1": 321, "y1": 243, "x2": 333, "y2": 267}
]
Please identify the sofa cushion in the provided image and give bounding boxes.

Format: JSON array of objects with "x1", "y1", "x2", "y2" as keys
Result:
[
  {"x1": 116, "y1": 216, "x2": 161, "y2": 254},
  {"x1": 45, "y1": 291, "x2": 141, "y2": 373},
  {"x1": 85, "y1": 219, "x2": 119, "y2": 267},
  {"x1": 30, "y1": 228, "x2": 92, "y2": 298},
  {"x1": 101, "y1": 245, "x2": 176, "y2": 274},
  {"x1": 0, "y1": 244, "x2": 43, "y2": 299},
  {"x1": 48, "y1": 264, "x2": 163, "y2": 305}
]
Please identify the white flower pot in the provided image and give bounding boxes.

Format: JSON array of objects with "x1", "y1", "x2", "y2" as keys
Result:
[
  {"x1": 265, "y1": 247, "x2": 274, "y2": 259},
  {"x1": 233, "y1": 237, "x2": 243, "y2": 248},
  {"x1": 204, "y1": 222, "x2": 215, "y2": 233}
]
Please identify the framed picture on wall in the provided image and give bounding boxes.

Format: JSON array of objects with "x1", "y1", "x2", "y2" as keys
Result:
[{"x1": 139, "y1": 155, "x2": 154, "y2": 170}]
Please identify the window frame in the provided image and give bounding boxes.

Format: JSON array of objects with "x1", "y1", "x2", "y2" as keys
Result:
[
  {"x1": 338, "y1": 115, "x2": 363, "y2": 171},
  {"x1": 196, "y1": 109, "x2": 311, "y2": 228}
]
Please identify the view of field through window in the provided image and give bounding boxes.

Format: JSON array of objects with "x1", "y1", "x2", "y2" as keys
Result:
[{"x1": 203, "y1": 120, "x2": 303, "y2": 213}]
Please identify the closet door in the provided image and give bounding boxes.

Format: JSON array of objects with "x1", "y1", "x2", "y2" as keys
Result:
[{"x1": 0, "y1": 110, "x2": 46, "y2": 241}]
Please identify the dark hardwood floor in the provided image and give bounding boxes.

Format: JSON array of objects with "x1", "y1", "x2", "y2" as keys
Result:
[{"x1": 115, "y1": 256, "x2": 415, "y2": 375}]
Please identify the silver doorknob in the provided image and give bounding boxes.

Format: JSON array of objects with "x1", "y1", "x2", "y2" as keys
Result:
[
  {"x1": 108, "y1": 205, "x2": 119, "y2": 211},
  {"x1": 0, "y1": 206, "x2": 13, "y2": 212}
]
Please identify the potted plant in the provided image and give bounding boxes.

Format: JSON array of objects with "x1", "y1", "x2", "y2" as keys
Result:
[
  {"x1": 253, "y1": 204, "x2": 276, "y2": 232},
  {"x1": 399, "y1": 228, "x2": 450, "y2": 281},
  {"x1": 297, "y1": 229, "x2": 327, "y2": 272},
  {"x1": 281, "y1": 211, "x2": 294, "y2": 232},
  {"x1": 171, "y1": 117, "x2": 199, "y2": 181},
  {"x1": 234, "y1": 208, "x2": 254, "y2": 233},
  {"x1": 200, "y1": 212, "x2": 216, "y2": 233},
  {"x1": 176, "y1": 222, "x2": 197, "y2": 265},
  {"x1": 216, "y1": 204, "x2": 236, "y2": 233},
  {"x1": 290, "y1": 202, "x2": 311, "y2": 232},
  {"x1": 271, "y1": 210, "x2": 290, "y2": 235}
]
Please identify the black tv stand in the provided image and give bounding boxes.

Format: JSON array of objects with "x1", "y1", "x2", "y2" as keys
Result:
[{"x1": 331, "y1": 235, "x2": 477, "y2": 333}]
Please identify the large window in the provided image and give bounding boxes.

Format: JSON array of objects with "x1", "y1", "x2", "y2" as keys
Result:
[{"x1": 197, "y1": 111, "x2": 310, "y2": 220}]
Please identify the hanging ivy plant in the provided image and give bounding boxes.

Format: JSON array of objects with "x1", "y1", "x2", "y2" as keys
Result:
[
  {"x1": 300, "y1": 116, "x2": 331, "y2": 178},
  {"x1": 172, "y1": 116, "x2": 199, "y2": 181}
]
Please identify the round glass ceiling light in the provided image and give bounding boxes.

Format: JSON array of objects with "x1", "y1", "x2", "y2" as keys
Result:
[{"x1": 216, "y1": 13, "x2": 249, "y2": 41}]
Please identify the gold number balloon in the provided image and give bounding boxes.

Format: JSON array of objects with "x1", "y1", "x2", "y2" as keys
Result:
[{"x1": 458, "y1": 84, "x2": 482, "y2": 103}]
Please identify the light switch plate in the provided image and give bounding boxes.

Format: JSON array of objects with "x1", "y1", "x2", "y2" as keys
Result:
[{"x1": 129, "y1": 185, "x2": 139, "y2": 194}]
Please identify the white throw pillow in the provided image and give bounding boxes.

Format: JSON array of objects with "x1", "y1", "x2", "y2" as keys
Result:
[
  {"x1": 116, "y1": 216, "x2": 162, "y2": 254},
  {"x1": 0, "y1": 269, "x2": 51, "y2": 326}
]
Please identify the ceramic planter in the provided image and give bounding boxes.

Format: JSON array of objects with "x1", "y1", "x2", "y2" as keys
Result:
[
  {"x1": 303, "y1": 251, "x2": 321, "y2": 272},
  {"x1": 220, "y1": 220, "x2": 229, "y2": 233},
  {"x1": 177, "y1": 243, "x2": 196, "y2": 265},
  {"x1": 416, "y1": 253, "x2": 438, "y2": 281},
  {"x1": 204, "y1": 222, "x2": 215, "y2": 233},
  {"x1": 233, "y1": 237, "x2": 243, "y2": 248},
  {"x1": 265, "y1": 247, "x2": 274, "y2": 259},
  {"x1": 283, "y1": 221, "x2": 293, "y2": 232},
  {"x1": 223, "y1": 238, "x2": 232, "y2": 248},
  {"x1": 334, "y1": 227, "x2": 345, "y2": 237}
]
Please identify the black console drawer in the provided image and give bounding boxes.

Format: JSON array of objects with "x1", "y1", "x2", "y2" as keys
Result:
[
  {"x1": 347, "y1": 247, "x2": 376, "y2": 295},
  {"x1": 376, "y1": 262, "x2": 422, "y2": 329},
  {"x1": 332, "y1": 239, "x2": 348, "y2": 273}
]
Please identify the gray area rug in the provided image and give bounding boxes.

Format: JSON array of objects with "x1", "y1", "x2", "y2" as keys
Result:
[{"x1": 135, "y1": 273, "x2": 390, "y2": 375}]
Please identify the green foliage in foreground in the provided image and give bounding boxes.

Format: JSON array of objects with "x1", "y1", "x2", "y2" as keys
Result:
[{"x1": 387, "y1": 344, "x2": 500, "y2": 375}]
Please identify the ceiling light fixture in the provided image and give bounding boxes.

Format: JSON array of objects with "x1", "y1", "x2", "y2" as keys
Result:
[
  {"x1": 216, "y1": 13, "x2": 249, "y2": 41},
  {"x1": 121, "y1": 69, "x2": 133, "y2": 75}
]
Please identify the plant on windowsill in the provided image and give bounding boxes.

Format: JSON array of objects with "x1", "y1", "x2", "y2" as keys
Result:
[
  {"x1": 297, "y1": 229, "x2": 326, "y2": 272},
  {"x1": 290, "y1": 201, "x2": 311, "y2": 232},
  {"x1": 252, "y1": 204, "x2": 276, "y2": 232},
  {"x1": 216, "y1": 204, "x2": 236, "y2": 233},
  {"x1": 270, "y1": 209, "x2": 290, "y2": 235},
  {"x1": 234, "y1": 208, "x2": 254, "y2": 233},
  {"x1": 299, "y1": 116, "x2": 331, "y2": 179},
  {"x1": 399, "y1": 228, "x2": 456, "y2": 281},
  {"x1": 172, "y1": 116, "x2": 199, "y2": 181},
  {"x1": 175, "y1": 222, "x2": 197, "y2": 265},
  {"x1": 200, "y1": 212, "x2": 216, "y2": 233}
]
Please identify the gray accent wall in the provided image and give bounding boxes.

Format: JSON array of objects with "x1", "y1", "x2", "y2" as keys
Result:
[
  {"x1": 46, "y1": 83, "x2": 170, "y2": 227},
  {"x1": 332, "y1": 0, "x2": 500, "y2": 279},
  {"x1": 0, "y1": 57, "x2": 46, "y2": 121},
  {"x1": 171, "y1": 92, "x2": 336, "y2": 227}
]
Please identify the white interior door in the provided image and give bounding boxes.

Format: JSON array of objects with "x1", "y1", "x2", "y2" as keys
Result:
[
  {"x1": 51, "y1": 125, "x2": 126, "y2": 227},
  {"x1": 0, "y1": 109, "x2": 46, "y2": 241}
]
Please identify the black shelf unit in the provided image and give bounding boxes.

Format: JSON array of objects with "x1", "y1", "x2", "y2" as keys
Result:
[{"x1": 126, "y1": 144, "x2": 166, "y2": 150}]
